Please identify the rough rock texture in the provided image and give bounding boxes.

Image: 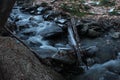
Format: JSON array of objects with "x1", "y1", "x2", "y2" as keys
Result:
[
  {"x1": 0, "y1": 37, "x2": 64, "y2": 80},
  {"x1": 74, "y1": 60, "x2": 120, "y2": 80}
]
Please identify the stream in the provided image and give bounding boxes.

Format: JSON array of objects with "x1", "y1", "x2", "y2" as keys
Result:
[{"x1": 8, "y1": 2, "x2": 120, "y2": 80}]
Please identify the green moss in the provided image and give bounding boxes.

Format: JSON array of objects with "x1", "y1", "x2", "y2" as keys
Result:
[
  {"x1": 99, "y1": 0, "x2": 115, "y2": 7},
  {"x1": 60, "y1": 2, "x2": 90, "y2": 17}
]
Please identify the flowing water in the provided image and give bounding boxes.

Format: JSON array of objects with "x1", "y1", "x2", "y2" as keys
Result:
[{"x1": 8, "y1": 3, "x2": 120, "y2": 80}]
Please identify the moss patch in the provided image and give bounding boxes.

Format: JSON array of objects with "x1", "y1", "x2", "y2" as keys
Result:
[
  {"x1": 99, "y1": 0, "x2": 115, "y2": 7},
  {"x1": 60, "y1": 1, "x2": 90, "y2": 17}
]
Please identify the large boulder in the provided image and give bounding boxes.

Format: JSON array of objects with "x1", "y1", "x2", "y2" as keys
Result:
[{"x1": 0, "y1": 37, "x2": 64, "y2": 80}]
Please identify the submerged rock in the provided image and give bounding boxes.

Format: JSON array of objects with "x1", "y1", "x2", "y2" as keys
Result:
[
  {"x1": 73, "y1": 60, "x2": 120, "y2": 80},
  {"x1": 56, "y1": 19, "x2": 67, "y2": 24},
  {"x1": 82, "y1": 38, "x2": 119, "y2": 63},
  {"x1": 78, "y1": 24, "x2": 88, "y2": 36},
  {"x1": 110, "y1": 32, "x2": 120, "y2": 39},
  {"x1": 87, "y1": 28, "x2": 101, "y2": 37},
  {"x1": 85, "y1": 46, "x2": 99, "y2": 57},
  {"x1": 38, "y1": 22, "x2": 63, "y2": 38}
]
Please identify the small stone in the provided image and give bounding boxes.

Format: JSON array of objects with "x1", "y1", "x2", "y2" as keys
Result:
[
  {"x1": 117, "y1": 52, "x2": 120, "y2": 59},
  {"x1": 86, "y1": 46, "x2": 99, "y2": 56},
  {"x1": 43, "y1": 11, "x2": 60, "y2": 20},
  {"x1": 86, "y1": 58, "x2": 95, "y2": 66},
  {"x1": 110, "y1": 32, "x2": 120, "y2": 39},
  {"x1": 36, "y1": 7, "x2": 48, "y2": 14},
  {"x1": 38, "y1": 22, "x2": 63, "y2": 38},
  {"x1": 57, "y1": 19, "x2": 67, "y2": 24},
  {"x1": 81, "y1": 24, "x2": 89, "y2": 34},
  {"x1": 37, "y1": 7, "x2": 44, "y2": 12},
  {"x1": 87, "y1": 29, "x2": 100, "y2": 37},
  {"x1": 29, "y1": 15, "x2": 44, "y2": 23}
]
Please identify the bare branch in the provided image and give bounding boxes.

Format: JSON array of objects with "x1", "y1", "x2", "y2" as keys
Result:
[{"x1": 68, "y1": 17, "x2": 87, "y2": 67}]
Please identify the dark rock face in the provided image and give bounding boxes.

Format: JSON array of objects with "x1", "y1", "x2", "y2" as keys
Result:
[
  {"x1": 0, "y1": 37, "x2": 64, "y2": 80},
  {"x1": 76, "y1": 20, "x2": 104, "y2": 38}
]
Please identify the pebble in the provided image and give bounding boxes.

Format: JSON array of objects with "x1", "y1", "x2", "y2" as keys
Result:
[{"x1": 110, "y1": 32, "x2": 120, "y2": 39}]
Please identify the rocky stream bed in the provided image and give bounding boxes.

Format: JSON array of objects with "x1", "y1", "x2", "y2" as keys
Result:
[{"x1": 7, "y1": 2, "x2": 120, "y2": 80}]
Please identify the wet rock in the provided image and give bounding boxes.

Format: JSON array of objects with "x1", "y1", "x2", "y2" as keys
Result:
[
  {"x1": 20, "y1": 7, "x2": 37, "y2": 13},
  {"x1": 87, "y1": 28, "x2": 101, "y2": 38},
  {"x1": 85, "y1": 46, "x2": 99, "y2": 57},
  {"x1": 80, "y1": 24, "x2": 89, "y2": 35},
  {"x1": 37, "y1": 7, "x2": 45, "y2": 13},
  {"x1": 86, "y1": 58, "x2": 95, "y2": 66},
  {"x1": 117, "y1": 52, "x2": 120, "y2": 59},
  {"x1": 52, "y1": 49, "x2": 76, "y2": 64},
  {"x1": 73, "y1": 60, "x2": 120, "y2": 80},
  {"x1": 56, "y1": 19, "x2": 67, "y2": 24},
  {"x1": 110, "y1": 32, "x2": 120, "y2": 39},
  {"x1": 78, "y1": 23, "x2": 102, "y2": 38},
  {"x1": 27, "y1": 37, "x2": 42, "y2": 47},
  {"x1": 57, "y1": 23, "x2": 66, "y2": 28},
  {"x1": 81, "y1": 38, "x2": 119, "y2": 63},
  {"x1": 96, "y1": 43, "x2": 118, "y2": 63},
  {"x1": 102, "y1": 60, "x2": 120, "y2": 75},
  {"x1": 33, "y1": 47, "x2": 57, "y2": 58},
  {"x1": 35, "y1": 6, "x2": 52, "y2": 15},
  {"x1": 38, "y1": 22, "x2": 63, "y2": 38},
  {"x1": 43, "y1": 11, "x2": 61, "y2": 20},
  {"x1": 15, "y1": 15, "x2": 44, "y2": 30},
  {"x1": 15, "y1": 18, "x2": 30, "y2": 28},
  {"x1": 29, "y1": 15, "x2": 44, "y2": 23},
  {"x1": 21, "y1": 28, "x2": 37, "y2": 36},
  {"x1": 54, "y1": 43, "x2": 66, "y2": 47}
]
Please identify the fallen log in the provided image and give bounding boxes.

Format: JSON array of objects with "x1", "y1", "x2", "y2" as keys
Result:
[{"x1": 67, "y1": 17, "x2": 88, "y2": 67}]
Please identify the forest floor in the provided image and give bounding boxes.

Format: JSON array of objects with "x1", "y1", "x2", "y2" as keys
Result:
[{"x1": 34, "y1": 0, "x2": 120, "y2": 19}]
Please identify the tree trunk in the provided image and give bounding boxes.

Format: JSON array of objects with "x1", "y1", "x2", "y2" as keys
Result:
[
  {"x1": 0, "y1": 37, "x2": 64, "y2": 80},
  {"x1": 0, "y1": 0, "x2": 16, "y2": 31}
]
